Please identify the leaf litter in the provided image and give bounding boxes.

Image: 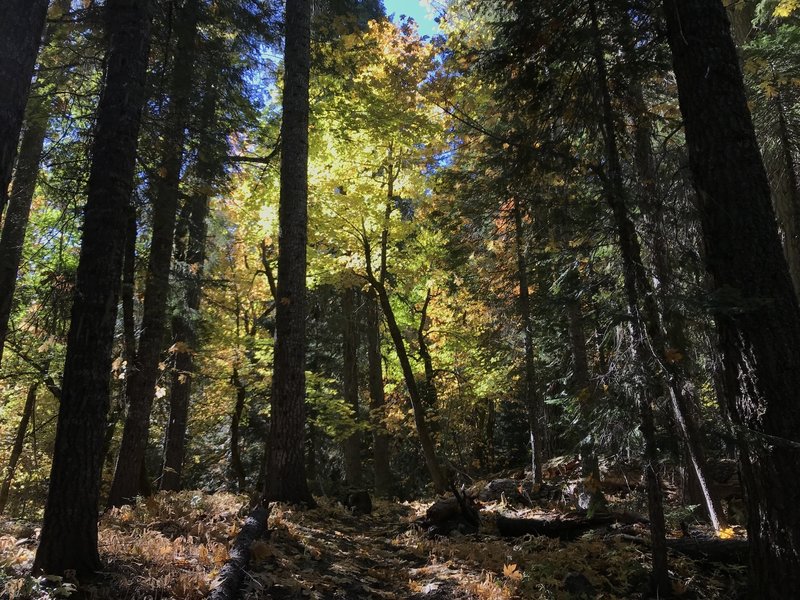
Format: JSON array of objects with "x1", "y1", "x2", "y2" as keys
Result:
[{"x1": 1, "y1": 484, "x2": 747, "y2": 599}]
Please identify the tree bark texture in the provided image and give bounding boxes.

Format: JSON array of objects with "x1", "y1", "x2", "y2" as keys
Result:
[
  {"x1": 341, "y1": 286, "x2": 362, "y2": 486},
  {"x1": 366, "y1": 291, "x2": 392, "y2": 496},
  {"x1": 108, "y1": 0, "x2": 199, "y2": 507},
  {"x1": 0, "y1": 0, "x2": 48, "y2": 219},
  {"x1": 33, "y1": 0, "x2": 152, "y2": 576},
  {"x1": 264, "y1": 0, "x2": 315, "y2": 504},
  {"x1": 664, "y1": 1, "x2": 800, "y2": 595}
]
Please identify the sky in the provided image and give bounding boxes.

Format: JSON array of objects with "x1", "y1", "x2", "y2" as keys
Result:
[{"x1": 382, "y1": 0, "x2": 441, "y2": 38}]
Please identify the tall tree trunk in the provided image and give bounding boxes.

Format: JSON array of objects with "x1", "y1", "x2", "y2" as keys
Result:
[
  {"x1": 160, "y1": 80, "x2": 217, "y2": 492},
  {"x1": 108, "y1": 0, "x2": 199, "y2": 507},
  {"x1": 0, "y1": 383, "x2": 38, "y2": 513},
  {"x1": 625, "y1": 49, "x2": 725, "y2": 531},
  {"x1": 771, "y1": 91, "x2": 800, "y2": 298},
  {"x1": 366, "y1": 291, "x2": 391, "y2": 497},
  {"x1": 664, "y1": 2, "x2": 800, "y2": 595},
  {"x1": 511, "y1": 196, "x2": 544, "y2": 484},
  {"x1": 0, "y1": 110, "x2": 47, "y2": 369},
  {"x1": 103, "y1": 205, "x2": 138, "y2": 468},
  {"x1": 0, "y1": 0, "x2": 69, "y2": 369},
  {"x1": 230, "y1": 367, "x2": 248, "y2": 492},
  {"x1": 33, "y1": 0, "x2": 152, "y2": 576},
  {"x1": 587, "y1": 0, "x2": 669, "y2": 593},
  {"x1": 362, "y1": 168, "x2": 448, "y2": 493},
  {"x1": 416, "y1": 288, "x2": 438, "y2": 409},
  {"x1": 263, "y1": 0, "x2": 315, "y2": 505},
  {"x1": 341, "y1": 286, "x2": 362, "y2": 486},
  {"x1": 566, "y1": 296, "x2": 605, "y2": 513},
  {"x1": 368, "y1": 277, "x2": 449, "y2": 493},
  {"x1": 0, "y1": 0, "x2": 48, "y2": 220}
]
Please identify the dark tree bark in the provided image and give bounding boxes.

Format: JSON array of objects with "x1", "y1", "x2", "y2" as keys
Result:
[
  {"x1": 341, "y1": 286, "x2": 362, "y2": 486},
  {"x1": 366, "y1": 291, "x2": 391, "y2": 497},
  {"x1": 0, "y1": 383, "x2": 38, "y2": 513},
  {"x1": 771, "y1": 90, "x2": 800, "y2": 298},
  {"x1": 416, "y1": 288, "x2": 438, "y2": 410},
  {"x1": 230, "y1": 368, "x2": 248, "y2": 491},
  {"x1": 587, "y1": 0, "x2": 669, "y2": 593},
  {"x1": 511, "y1": 196, "x2": 544, "y2": 484},
  {"x1": 0, "y1": 109, "x2": 47, "y2": 370},
  {"x1": 108, "y1": 0, "x2": 199, "y2": 507},
  {"x1": 663, "y1": 1, "x2": 800, "y2": 595},
  {"x1": 0, "y1": 0, "x2": 48, "y2": 220},
  {"x1": 263, "y1": 0, "x2": 315, "y2": 505},
  {"x1": 209, "y1": 505, "x2": 270, "y2": 600},
  {"x1": 33, "y1": 0, "x2": 152, "y2": 576},
  {"x1": 0, "y1": 0, "x2": 70, "y2": 369}
]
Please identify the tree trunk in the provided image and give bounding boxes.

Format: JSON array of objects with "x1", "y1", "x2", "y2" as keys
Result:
[
  {"x1": 624, "y1": 42, "x2": 726, "y2": 531},
  {"x1": 161, "y1": 60, "x2": 219, "y2": 491},
  {"x1": 566, "y1": 296, "x2": 605, "y2": 513},
  {"x1": 771, "y1": 91, "x2": 800, "y2": 299},
  {"x1": 263, "y1": 0, "x2": 315, "y2": 505},
  {"x1": 362, "y1": 176, "x2": 448, "y2": 493},
  {"x1": 588, "y1": 0, "x2": 669, "y2": 593},
  {"x1": 416, "y1": 288, "x2": 438, "y2": 409},
  {"x1": 108, "y1": 0, "x2": 199, "y2": 507},
  {"x1": 664, "y1": 2, "x2": 800, "y2": 595},
  {"x1": 0, "y1": 111, "x2": 47, "y2": 370},
  {"x1": 366, "y1": 291, "x2": 391, "y2": 497},
  {"x1": 230, "y1": 367, "x2": 248, "y2": 491},
  {"x1": 0, "y1": 0, "x2": 48, "y2": 219},
  {"x1": 368, "y1": 276, "x2": 448, "y2": 493},
  {"x1": 0, "y1": 0, "x2": 69, "y2": 369},
  {"x1": 511, "y1": 196, "x2": 544, "y2": 484},
  {"x1": 33, "y1": 0, "x2": 152, "y2": 576},
  {"x1": 341, "y1": 286, "x2": 362, "y2": 486},
  {"x1": 0, "y1": 383, "x2": 38, "y2": 513}
]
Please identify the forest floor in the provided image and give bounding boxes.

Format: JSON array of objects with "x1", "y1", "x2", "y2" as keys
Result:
[{"x1": 0, "y1": 467, "x2": 748, "y2": 600}]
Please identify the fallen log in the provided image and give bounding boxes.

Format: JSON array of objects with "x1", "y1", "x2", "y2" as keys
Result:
[
  {"x1": 667, "y1": 537, "x2": 748, "y2": 563},
  {"x1": 496, "y1": 514, "x2": 615, "y2": 539},
  {"x1": 209, "y1": 504, "x2": 270, "y2": 600},
  {"x1": 419, "y1": 490, "x2": 480, "y2": 536},
  {"x1": 611, "y1": 534, "x2": 748, "y2": 564},
  {"x1": 496, "y1": 511, "x2": 647, "y2": 539}
]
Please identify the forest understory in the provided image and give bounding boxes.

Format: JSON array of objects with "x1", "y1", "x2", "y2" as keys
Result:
[
  {"x1": 2, "y1": 0, "x2": 800, "y2": 597},
  {"x1": 0, "y1": 458, "x2": 747, "y2": 600}
]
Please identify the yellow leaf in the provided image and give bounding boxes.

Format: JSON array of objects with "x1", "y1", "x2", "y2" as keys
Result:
[
  {"x1": 718, "y1": 526, "x2": 736, "y2": 540},
  {"x1": 774, "y1": 0, "x2": 799, "y2": 17},
  {"x1": 503, "y1": 563, "x2": 523, "y2": 581}
]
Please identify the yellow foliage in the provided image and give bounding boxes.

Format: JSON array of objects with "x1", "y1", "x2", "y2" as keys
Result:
[
  {"x1": 774, "y1": 0, "x2": 799, "y2": 17},
  {"x1": 717, "y1": 527, "x2": 736, "y2": 540}
]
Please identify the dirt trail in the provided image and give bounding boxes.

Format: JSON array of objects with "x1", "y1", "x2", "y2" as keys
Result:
[{"x1": 244, "y1": 500, "x2": 487, "y2": 599}]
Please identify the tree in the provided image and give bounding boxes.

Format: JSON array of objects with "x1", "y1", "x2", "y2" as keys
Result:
[
  {"x1": 107, "y1": 0, "x2": 200, "y2": 508},
  {"x1": 663, "y1": 0, "x2": 800, "y2": 595},
  {"x1": 0, "y1": 0, "x2": 48, "y2": 219},
  {"x1": 0, "y1": 0, "x2": 74, "y2": 373},
  {"x1": 32, "y1": 0, "x2": 153, "y2": 575},
  {"x1": 263, "y1": 0, "x2": 315, "y2": 504}
]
